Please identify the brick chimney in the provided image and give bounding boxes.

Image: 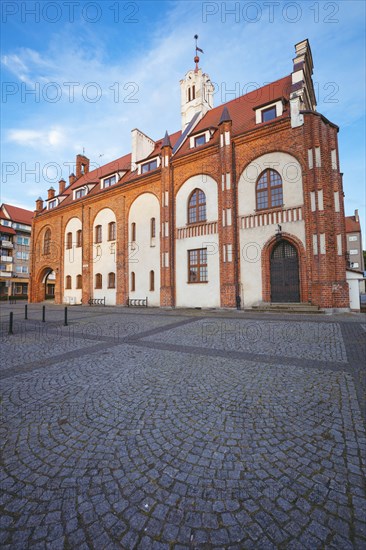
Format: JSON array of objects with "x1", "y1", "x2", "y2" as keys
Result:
[
  {"x1": 35, "y1": 197, "x2": 44, "y2": 212},
  {"x1": 59, "y1": 178, "x2": 66, "y2": 194},
  {"x1": 355, "y1": 209, "x2": 359, "y2": 223},
  {"x1": 76, "y1": 154, "x2": 90, "y2": 179},
  {"x1": 47, "y1": 187, "x2": 55, "y2": 200},
  {"x1": 69, "y1": 173, "x2": 77, "y2": 185}
]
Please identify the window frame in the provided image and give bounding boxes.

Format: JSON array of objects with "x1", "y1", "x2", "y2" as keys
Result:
[
  {"x1": 141, "y1": 159, "x2": 158, "y2": 174},
  {"x1": 149, "y1": 270, "x2": 155, "y2": 291},
  {"x1": 76, "y1": 274, "x2": 82, "y2": 289},
  {"x1": 95, "y1": 273, "x2": 102, "y2": 289},
  {"x1": 66, "y1": 232, "x2": 73, "y2": 249},
  {"x1": 188, "y1": 248, "x2": 208, "y2": 284},
  {"x1": 108, "y1": 272, "x2": 116, "y2": 289},
  {"x1": 261, "y1": 105, "x2": 277, "y2": 122},
  {"x1": 255, "y1": 169, "x2": 283, "y2": 211},
  {"x1": 43, "y1": 229, "x2": 51, "y2": 255},
  {"x1": 75, "y1": 188, "x2": 86, "y2": 200},
  {"x1": 188, "y1": 188, "x2": 207, "y2": 225},
  {"x1": 108, "y1": 221, "x2": 116, "y2": 241},
  {"x1": 76, "y1": 229, "x2": 82, "y2": 248},
  {"x1": 65, "y1": 275, "x2": 72, "y2": 289},
  {"x1": 102, "y1": 174, "x2": 117, "y2": 189},
  {"x1": 150, "y1": 218, "x2": 156, "y2": 239},
  {"x1": 95, "y1": 225, "x2": 102, "y2": 244},
  {"x1": 131, "y1": 222, "x2": 136, "y2": 242},
  {"x1": 194, "y1": 134, "x2": 206, "y2": 147}
]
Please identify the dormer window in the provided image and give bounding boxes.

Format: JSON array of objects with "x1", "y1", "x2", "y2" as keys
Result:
[
  {"x1": 102, "y1": 174, "x2": 117, "y2": 189},
  {"x1": 75, "y1": 188, "x2": 86, "y2": 199},
  {"x1": 141, "y1": 159, "x2": 158, "y2": 174},
  {"x1": 48, "y1": 199, "x2": 57, "y2": 210},
  {"x1": 262, "y1": 106, "x2": 277, "y2": 122},
  {"x1": 255, "y1": 99, "x2": 284, "y2": 124},
  {"x1": 194, "y1": 135, "x2": 206, "y2": 147}
]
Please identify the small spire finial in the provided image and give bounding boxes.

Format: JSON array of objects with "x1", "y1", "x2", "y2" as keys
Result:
[{"x1": 193, "y1": 34, "x2": 204, "y2": 72}]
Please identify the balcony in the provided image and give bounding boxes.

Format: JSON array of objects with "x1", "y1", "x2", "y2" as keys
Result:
[
  {"x1": 0, "y1": 270, "x2": 11, "y2": 278},
  {"x1": 1, "y1": 255, "x2": 13, "y2": 263},
  {"x1": 1, "y1": 240, "x2": 13, "y2": 248}
]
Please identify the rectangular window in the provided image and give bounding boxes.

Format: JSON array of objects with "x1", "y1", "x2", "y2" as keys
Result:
[
  {"x1": 349, "y1": 249, "x2": 358, "y2": 255},
  {"x1": 194, "y1": 135, "x2": 206, "y2": 147},
  {"x1": 318, "y1": 189, "x2": 324, "y2": 211},
  {"x1": 349, "y1": 236, "x2": 357, "y2": 242},
  {"x1": 103, "y1": 175, "x2": 117, "y2": 188},
  {"x1": 17, "y1": 237, "x2": 29, "y2": 245},
  {"x1": 108, "y1": 222, "x2": 116, "y2": 241},
  {"x1": 188, "y1": 248, "x2": 208, "y2": 283},
  {"x1": 22, "y1": 266, "x2": 28, "y2": 273},
  {"x1": 261, "y1": 106, "x2": 276, "y2": 122},
  {"x1": 337, "y1": 234, "x2": 342, "y2": 256},
  {"x1": 16, "y1": 251, "x2": 29, "y2": 260},
  {"x1": 141, "y1": 159, "x2": 158, "y2": 173},
  {"x1": 75, "y1": 188, "x2": 86, "y2": 199},
  {"x1": 95, "y1": 225, "x2": 102, "y2": 243},
  {"x1": 352, "y1": 263, "x2": 359, "y2": 268},
  {"x1": 48, "y1": 200, "x2": 56, "y2": 209},
  {"x1": 76, "y1": 230, "x2": 82, "y2": 247}
]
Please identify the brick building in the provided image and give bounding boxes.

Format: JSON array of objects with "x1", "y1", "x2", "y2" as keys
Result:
[
  {"x1": 29, "y1": 39, "x2": 349, "y2": 309},
  {"x1": 0, "y1": 204, "x2": 33, "y2": 299}
]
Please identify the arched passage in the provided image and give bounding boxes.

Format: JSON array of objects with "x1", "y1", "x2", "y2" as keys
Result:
[{"x1": 33, "y1": 266, "x2": 57, "y2": 302}]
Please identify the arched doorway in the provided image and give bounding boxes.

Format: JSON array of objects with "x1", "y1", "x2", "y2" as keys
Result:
[
  {"x1": 43, "y1": 270, "x2": 56, "y2": 300},
  {"x1": 270, "y1": 240, "x2": 300, "y2": 302}
]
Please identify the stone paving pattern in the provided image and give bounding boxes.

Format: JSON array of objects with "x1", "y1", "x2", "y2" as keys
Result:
[{"x1": 0, "y1": 304, "x2": 365, "y2": 549}]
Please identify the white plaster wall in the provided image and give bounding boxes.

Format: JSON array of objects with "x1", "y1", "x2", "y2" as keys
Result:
[
  {"x1": 63, "y1": 217, "x2": 82, "y2": 304},
  {"x1": 128, "y1": 193, "x2": 160, "y2": 306},
  {"x1": 92, "y1": 208, "x2": 117, "y2": 306},
  {"x1": 239, "y1": 221, "x2": 306, "y2": 307},
  {"x1": 175, "y1": 175, "x2": 220, "y2": 307},
  {"x1": 238, "y1": 152, "x2": 303, "y2": 216}
]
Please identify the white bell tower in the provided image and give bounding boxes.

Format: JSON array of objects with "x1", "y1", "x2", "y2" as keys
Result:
[{"x1": 180, "y1": 36, "x2": 214, "y2": 131}]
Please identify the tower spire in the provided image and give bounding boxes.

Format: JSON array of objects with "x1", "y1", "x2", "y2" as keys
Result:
[{"x1": 193, "y1": 34, "x2": 204, "y2": 73}]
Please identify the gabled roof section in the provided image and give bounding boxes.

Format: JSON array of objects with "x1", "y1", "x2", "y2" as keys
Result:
[
  {"x1": 345, "y1": 216, "x2": 361, "y2": 233},
  {"x1": 1, "y1": 204, "x2": 33, "y2": 225}
]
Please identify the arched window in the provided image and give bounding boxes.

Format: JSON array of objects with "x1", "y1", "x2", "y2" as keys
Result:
[
  {"x1": 108, "y1": 272, "x2": 115, "y2": 289},
  {"x1": 149, "y1": 270, "x2": 155, "y2": 291},
  {"x1": 131, "y1": 271, "x2": 135, "y2": 292},
  {"x1": 150, "y1": 218, "x2": 156, "y2": 239},
  {"x1": 131, "y1": 222, "x2": 136, "y2": 242},
  {"x1": 108, "y1": 222, "x2": 116, "y2": 241},
  {"x1": 95, "y1": 273, "x2": 102, "y2": 289},
  {"x1": 76, "y1": 275, "x2": 82, "y2": 289},
  {"x1": 43, "y1": 228, "x2": 51, "y2": 255},
  {"x1": 188, "y1": 189, "x2": 206, "y2": 224},
  {"x1": 76, "y1": 229, "x2": 82, "y2": 248},
  {"x1": 66, "y1": 232, "x2": 72, "y2": 249},
  {"x1": 256, "y1": 169, "x2": 283, "y2": 210},
  {"x1": 65, "y1": 275, "x2": 72, "y2": 289},
  {"x1": 95, "y1": 225, "x2": 102, "y2": 243}
]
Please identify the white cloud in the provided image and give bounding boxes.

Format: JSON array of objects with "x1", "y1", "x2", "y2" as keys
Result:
[{"x1": 7, "y1": 128, "x2": 66, "y2": 149}]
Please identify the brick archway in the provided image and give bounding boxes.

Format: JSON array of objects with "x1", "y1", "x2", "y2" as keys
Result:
[
  {"x1": 32, "y1": 266, "x2": 58, "y2": 303},
  {"x1": 262, "y1": 233, "x2": 308, "y2": 303}
]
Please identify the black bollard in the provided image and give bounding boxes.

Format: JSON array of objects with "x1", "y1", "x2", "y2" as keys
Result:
[
  {"x1": 25, "y1": 304, "x2": 28, "y2": 320},
  {"x1": 9, "y1": 312, "x2": 13, "y2": 335},
  {"x1": 64, "y1": 307, "x2": 68, "y2": 327},
  {"x1": 42, "y1": 305, "x2": 46, "y2": 323}
]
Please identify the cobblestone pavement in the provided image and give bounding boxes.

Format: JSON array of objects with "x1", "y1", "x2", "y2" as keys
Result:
[{"x1": 0, "y1": 304, "x2": 365, "y2": 549}]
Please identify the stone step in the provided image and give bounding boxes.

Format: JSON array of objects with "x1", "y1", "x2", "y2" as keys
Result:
[{"x1": 250, "y1": 303, "x2": 323, "y2": 314}]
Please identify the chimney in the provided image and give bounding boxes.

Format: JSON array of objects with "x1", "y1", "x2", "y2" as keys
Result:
[
  {"x1": 35, "y1": 197, "x2": 44, "y2": 212},
  {"x1": 47, "y1": 187, "x2": 55, "y2": 200},
  {"x1": 59, "y1": 178, "x2": 66, "y2": 194},
  {"x1": 355, "y1": 209, "x2": 359, "y2": 223},
  {"x1": 76, "y1": 154, "x2": 90, "y2": 179},
  {"x1": 69, "y1": 173, "x2": 77, "y2": 185},
  {"x1": 131, "y1": 129, "x2": 155, "y2": 171}
]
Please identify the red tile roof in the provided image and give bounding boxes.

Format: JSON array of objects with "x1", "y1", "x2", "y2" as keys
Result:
[
  {"x1": 38, "y1": 75, "x2": 292, "y2": 214},
  {"x1": 345, "y1": 216, "x2": 361, "y2": 233},
  {"x1": 2, "y1": 204, "x2": 33, "y2": 225}
]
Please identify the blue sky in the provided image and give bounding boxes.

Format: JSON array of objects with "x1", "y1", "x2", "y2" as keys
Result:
[{"x1": 1, "y1": 0, "x2": 365, "y2": 238}]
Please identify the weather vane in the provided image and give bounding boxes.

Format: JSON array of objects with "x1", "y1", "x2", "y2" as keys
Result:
[{"x1": 194, "y1": 34, "x2": 204, "y2": 72}]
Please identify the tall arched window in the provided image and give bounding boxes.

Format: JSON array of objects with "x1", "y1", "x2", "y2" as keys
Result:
[
  {"x1": 76, "y1": 275, "x2": 82, "y2": 289},
  {"x1": 256, "y1": 169, "x2": 283, "y2": 210},
  {"x1": 76, "y1": 229, "x2": 82, "y2": 248},
  {"x1": 65, "y1": 275, "x2": 72, "y2": 289},
  {"x1": 66, "y1": 232, "x2": 72, "y2": 249},
  {"x1": 108, "y1": 272, "x2": 116, "y2": 289},
  {"x1": 150, "y1": 218, "x2": 156, "y2": 239},
  {"x1": 95, "y1": 273, "x2": 102, "y2": 289},
  {"x1": 188, "y1": 189, "x2": 206, "y2": 224},
  {"x1": 108, "y1": 222, "x2": 116, "y2": 241},
  {"x1": 43, "y1": 228, "x2": 51, "y2": 255},
  {"x1": 149, "y1": 270, "x2": 155, "y2": 291},
  {"x1": 95, "y1": 225, "x2": 102, "y2": 243},
  {"x1": 131, "y1": 271, "x2": 135, "y2": 292}
]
